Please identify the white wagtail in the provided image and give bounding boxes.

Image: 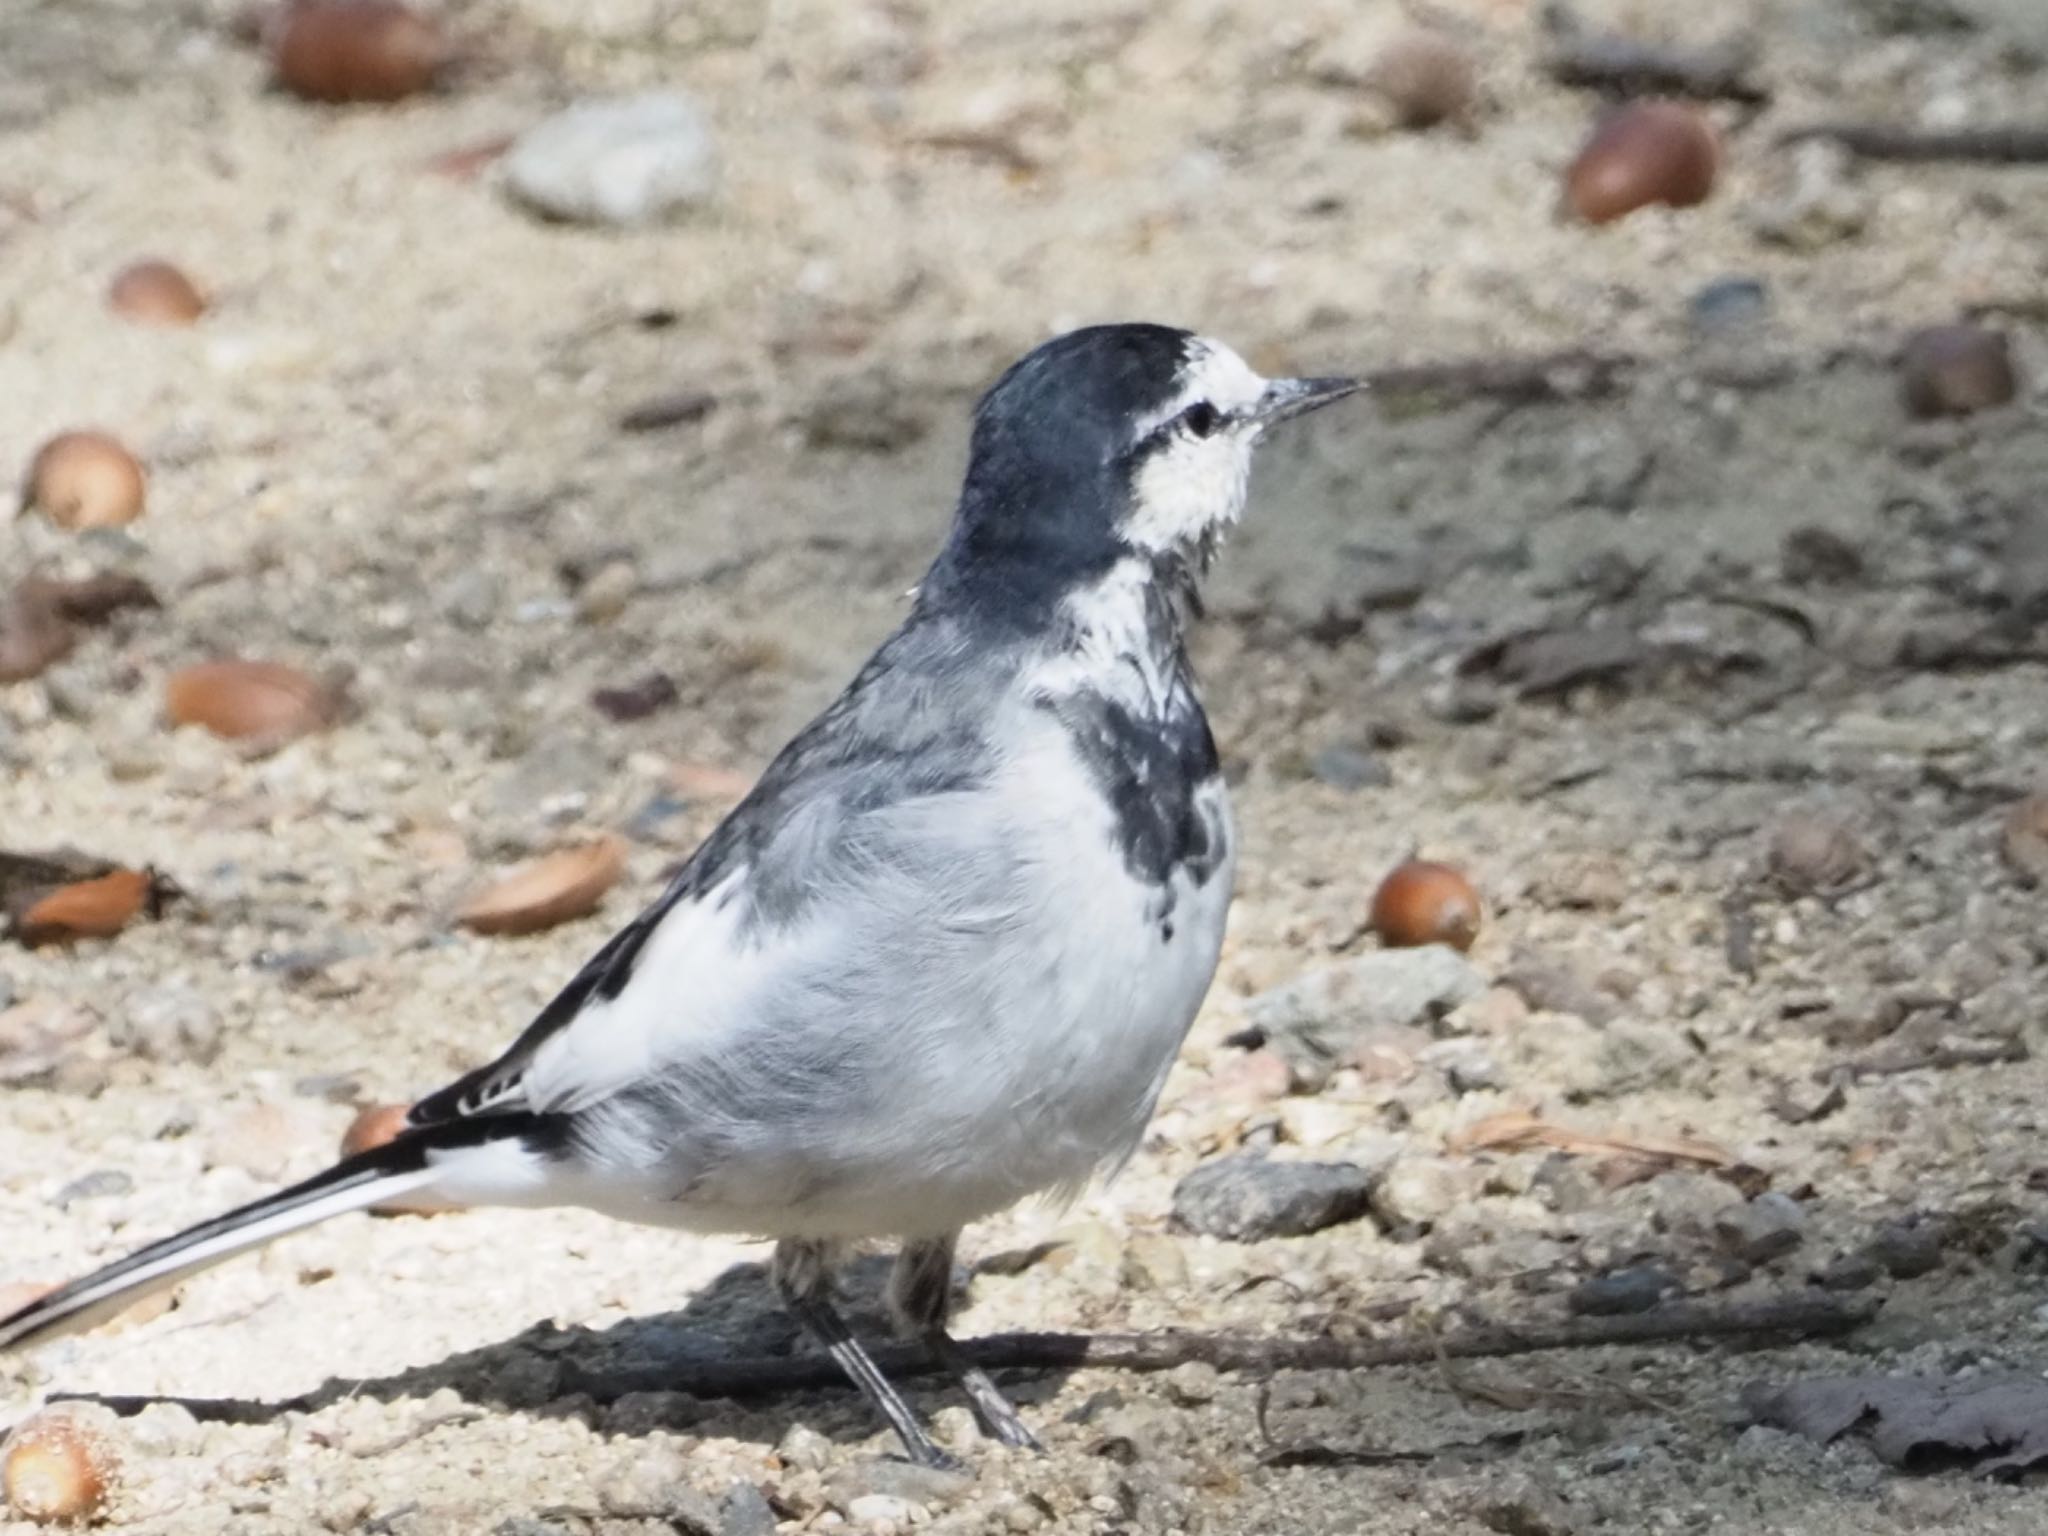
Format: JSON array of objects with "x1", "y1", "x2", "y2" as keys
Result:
[{"x1": 1, "y1": 324, "x2": 1359, "y2": 1467}]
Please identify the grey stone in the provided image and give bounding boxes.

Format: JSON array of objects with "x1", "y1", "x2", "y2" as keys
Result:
[
  {"x1": 1248, "y1": 946, "x2": 1486, "y2": 1091},
  {"x1": 505, "y1": 91, "x2": 719, "y2": 226},
  {"x1": 826, "y1": 1458, "x2": 971, "y2": 1510},
  {"x1": 1309, "y1": 743, "x2": 1391, "y2": 790},
  {"x1": 1687, "y1": 276, "x2": 1769, "y2": 338},
  {"x1": 1590, "y1": 1019, "x2": 1696, "y2": 1096},
  {"x1": 1164, "y1": 1361, "x2": 1221, "y2": 1405},
  {"x1": 113, "y1": 984, "x2": 224, "y2": 1066},
  {"x1": 1569, "y1": 1266, "x2": 1674, "y2": 1317},
  {"x1": 1868, "y1": 1218, "x2": 1944, "y2": 1279},
  {"x1": 438, "y1": 567, "x2": 502, "y2": 630},
  {"x1": 1170, "y1": 1154, "x2": 1378, "y2": 1241},
  {"x1": 717, "y1": 1481, "x2": 778, "y2": 1536},
  {"x1": 1815, "y1": 1252, "x2": 1881, "y2": 1291},
  {"x1": 52, "y1": 1168, "x2": 133, "y2": 1208},
  {"x1": 598, "y1": 1445, "x2": 721, "y2": 1531},
  {"x1": 1369, "y1": 1156, "x2": 1472, "y2": 1231},
  {"x1": 1715, "y1": 1192, "x2": 1808, "y2": 1264}
]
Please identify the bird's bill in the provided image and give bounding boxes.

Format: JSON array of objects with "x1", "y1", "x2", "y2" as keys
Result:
[{"x1": 1250, "y1": 375, "x2": 1364, "y2": 425}]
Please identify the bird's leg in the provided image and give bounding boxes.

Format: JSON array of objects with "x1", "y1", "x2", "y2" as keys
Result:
[
  {"x1": 771, "y1": 1237, "x2": 957, "y2": 1470},
  {"x1": 890, "y1": 1233, "x2": 1044, "y2": 1452}
]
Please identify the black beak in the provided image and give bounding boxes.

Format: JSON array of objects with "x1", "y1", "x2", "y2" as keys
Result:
[{"x1": 1250, "y1": 375, "x2": 1365, "y2": 426}]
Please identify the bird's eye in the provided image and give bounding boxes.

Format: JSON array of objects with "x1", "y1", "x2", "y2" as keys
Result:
[{"x1": 1179, "y1": 401, "x2": 1221, "y2": 439}]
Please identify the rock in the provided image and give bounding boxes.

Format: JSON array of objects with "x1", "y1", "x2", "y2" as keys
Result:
[
  {"x1": 774, "y1": 1422, "x2": 833, "y2": 1473},
  {"x1": 1590, "y1": 1019, "x2": 1696, "y2": 1096},
  {"x1": 1164, "y1": 1361, "x2": 1221, "y2": 1405},
  {"x1": 575, "y1": 559, "x2": 640, "y2": 624},
  {"x1": 599, "y1": 1445, "x2": 720, "y2": 1531},
  {"x1": 1170, "y1": 1155, "x2": 1379, "y2": 1241},
  {"x1": 1687, "y1": 275, "x2": 1769, "y2": 338},
  {"x1": 112, "y1": 984, "x2": 223, "y2": 1066},
  {"x1": 845, "y1": 1494, "x2": 912, "y2": 1528},
  {"x1": 717, "y1": 1482, "x2": 777, "y2": 1536},
  {"x1": 601, "y1": 1391, "x2": 705, "y2": 1436},
  {"x1": 1369, "y1": 1156, "x2": 1472, "y2": 1231},
  {"x1": 1308, "y1": 743, "x2": 1391, "y2": 790},
  {"x1": 1569, "y1": 1266, "x2": 1674, "y2": 1316},
  {"x1": 1121, "y1": 1233, "x2": 1189, "y2": 1292},
  {"x1": 51, "y1": 1169, "x2": 133, "y2": 1207},
  {"x1": 504, "y1": 91, "x2": 719, "y2": 226},
  {"x1": 1868, "y1": 1217, "x2": 1944, "y2": 1279},
  {"x1": 1814, "y1": 1251, "x2": 1880, "y2": 1291},
  {"x1": 1715, "y1": 1192, "x2": 1807, "y2": 1264},
  {"x1": 929, "y1": 1406, "x2": 983, "y2": 1454},
  {"x1": 437, "y1": 567, "x2": 502, "y2": 630},
  {"x1": 1746, "y1": 141, "x2": 1870, "y2": 252},
  {"x1": 1247, "y1": 946, "x2": 1486, "y2": 1091},
  {"x1": 826, "y1": 1459, "x2": 970, "y2": 1510},
  {"x1": 1464, "y1": 1478, "x2": 1583, "y2": 1536}
]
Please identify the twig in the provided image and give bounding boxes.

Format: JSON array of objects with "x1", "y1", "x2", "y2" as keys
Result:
[
  {"x1": 1363, "y1": 348, "x2": 1636, "y2": 407},
  {"x1": 1779, "y1": 123, "x2": 2048, "y2": 164},
  {"x1": 1546, "y1": 34, "x2": 1766, "y2": 104},
  {"x1": 56, "y1": 1293, "x2": 1876, "y2": 1426}
]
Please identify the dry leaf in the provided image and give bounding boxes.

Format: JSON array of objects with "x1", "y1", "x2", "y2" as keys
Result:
[
  {"x1": 0, "y1": 581, "x2": 74, "y2": 682},
  {"x1": 14, "y1": 869, "x2": 156, "y2": 946},
  {"x1": 460, "y1": 836, "x2": 628, "y2": 937},
  {"x1": 1450, "y1": 1108, "x2": 1739, "y2": 1169},
  {"x1": 1745, "y1": 1373, "x2": 2048, "y2": 1477},
  {"x1": 0, "y1": 849, "x2": 179, "y2": 947},
  {"x1": 165, "y1": 659, "x2": 343, "y2": 745}
]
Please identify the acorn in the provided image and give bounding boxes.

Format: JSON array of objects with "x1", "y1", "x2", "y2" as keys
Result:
[
  {"x1": 341, "y1": 1102, "x2": 412, "y2": 1158},
  {"x1": 2002, "y1": 793, "x2": 2048, "y2": 886},
  {"x1": 1899, "y1": 323, "x2": 2017, "y2": 419},
  {"x1": 460, "y1": 837, "x2": 629, "y2": 937},
  {"x1": 267, "y1": 0, "x2": 452, "y2": 104},
  {"x1": 1365, "y1": 30, "x2": 1478, "y2": 132},
  {"x1": 21, "y1": 432, "x2": 147, "y2": 530},
  {"x1": 1565, "y1": 101, "x2": 1719, "y2": 224},
  {"x1": 107, "y1": 260, "x2": 207, "y2": 327},
  {"x1": 1370, "y1": 860, "x2": 1482, "y2": 952},
  {"x1": 2, "y1": 1411, "x2": 117, "y2": 1524}
]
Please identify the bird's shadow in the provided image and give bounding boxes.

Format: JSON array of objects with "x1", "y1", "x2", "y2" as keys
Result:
[{"x1": 61, "y1": 1252, "x2": 1080, "y2": 1450}]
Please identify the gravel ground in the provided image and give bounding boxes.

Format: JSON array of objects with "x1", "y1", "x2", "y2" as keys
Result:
[{"x1": 4, "y1": 0, "x2": 2048, "y2": 1532}]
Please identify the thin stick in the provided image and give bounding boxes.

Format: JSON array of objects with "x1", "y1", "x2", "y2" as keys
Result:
[
  {"x1": 1779, "y1": 124, "x2": 2048, "y2": 164},
  {"x1": 1546, "y1": 34, "x2": 1766, "y2": 104},
  {"x1": 1362, "y1": 348, "x2": 1636, "y2": 406},
  {"x1": 53, "y1": 1293, "x2": 1875, "y2": 1426}
]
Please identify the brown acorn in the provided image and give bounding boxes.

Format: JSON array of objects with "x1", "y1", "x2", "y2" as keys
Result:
[
  {"x1": 22, "y1": 432, "x2": 146, "y2": 530},
  {"x1": 1370, "y1": 860, "x2": 1482, "y2": 952},
  {"x1": 1899, "y1": 324, "x2": 2017, "y2": 419},
  {"x1": 267, "y1": 0, "x2": 451, "y2": 104},
  {"x1": 1566, "y1": 101, "x2": 1718, "y2": 224},
  {"x1": 107, "y1": 260, "x2": 207, "y2": 326}
]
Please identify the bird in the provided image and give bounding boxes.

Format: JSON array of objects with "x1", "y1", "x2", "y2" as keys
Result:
[{"x1": 0, "y1": 323, "x2": 1360, "y2": 1468}]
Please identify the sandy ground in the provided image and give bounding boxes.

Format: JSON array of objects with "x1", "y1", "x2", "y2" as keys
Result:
[{"x1": 4, "y1": 0, "x2": 2048, "y2": 1531}]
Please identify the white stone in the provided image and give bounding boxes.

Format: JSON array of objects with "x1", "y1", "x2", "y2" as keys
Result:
[{"x1": 505, "y1": 91, "x2": 718, "y2": 226}]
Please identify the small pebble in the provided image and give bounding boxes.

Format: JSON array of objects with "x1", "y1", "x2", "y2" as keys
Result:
[
  {"x1": 1714, "y1": 1191, "x2": 1808, "y2": 1265},
  {"x1": 1165, "y1": 1361, "x2": 1221, "y2": 1405},
  {"x1": 504, "y1": 91, "x2": 719, "y2": 226},
  {"x1": 1309, "y1": 743, "x2": 1391, "y2": 791},
  {"x1": 1868, "y1": 1218, "x2": 1944, "y2": 1279},
  {"x1": 1569, "y1": 1265, "x2": 1674, "y2": 1316},
  {"x1": 776, "y1": 1423, "x2": 833, "y2": 1473},
  {"x1": 1170, "y1": 1155, "x2": 1377, "y2": 1242}
]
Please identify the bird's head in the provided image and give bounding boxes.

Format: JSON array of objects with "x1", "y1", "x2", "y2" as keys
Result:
[{"x1": 943, "y1": 323, "x2": 1359, "y2": 605}]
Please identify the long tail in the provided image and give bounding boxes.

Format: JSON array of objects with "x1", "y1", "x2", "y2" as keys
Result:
[{"x1": 0, "y1": 1115, "x2": 536, "y2": 1352}]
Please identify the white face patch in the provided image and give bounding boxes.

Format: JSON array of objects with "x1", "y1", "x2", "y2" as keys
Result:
[{"x1": 1122, "y1": 336, "x2": 1271, "y2": 558}]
